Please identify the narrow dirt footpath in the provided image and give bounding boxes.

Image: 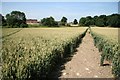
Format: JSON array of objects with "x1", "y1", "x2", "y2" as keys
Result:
[
  {"x1": 59, "y1": 31, "x2": 113, "y2": 78},
  {"x1": 51, "y1": 31, "x2": 114, "y2": 78}
]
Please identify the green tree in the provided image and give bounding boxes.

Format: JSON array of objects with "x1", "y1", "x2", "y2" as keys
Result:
[
  {"x1": 93, "y1": 16, "x2": 98, "y2": 26},
  {"x1": 80, "y1": 16, "x2": 95, "y2": 26},
  {"x1": 2, "y1": 15, "x2": 7, "y2": 26},
  {"x1": 73, "y1": 19, "x2": 78, "y2": 24},
  {"x1": 84, "y1": 20, "x2": 91, "y2": 26},
  {"x1": 80, "y1": 14, "x2": 120, "y2": 27},
  {"x1": 0, "y1": 14, "x2": 2, "y2": 26},
  {"x1": 79, "y1": 17, "x2": 86, "y2": 26},
  {"x1": 60, "y1": 16, "x2": 67, "y2": 26},
  {"x1": 0, "y1": 14, "x2": 7, "y2": 26},
  {"x1": 107, "y1": 14, "x2": 120, "y2": 27},
  {"x1": 99, "y1": 15, "x2": 107, "y2": 26},
  {"x1": 95, "y1": 19, "x2": 105, "y2": 27},
  {"x1": 41, "y1": 16, "x2": 58, "y2": 27},
  {"x1": 85, "y1": 16, "x2": 94, "y2": 26},
  {"x1": 6, "y1": 11, "x2": 28, "y2": 28}
]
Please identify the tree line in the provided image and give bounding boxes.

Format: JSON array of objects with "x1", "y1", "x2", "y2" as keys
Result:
[
  {"x1": 40, "y1": 16, "x2": 67, "y2": 27},
  {"x1": 0, "y1": 11, "x2": 28, "y2": 28},
  {"x1": 1, "y1": 11, "x2": 120, "y2": 28},
  {"x1": 0, "y1": 11, "x2": 68, "y2": 28},
  {"x1": 79, "y1": 14, "x2": 120, "y2": 27}
]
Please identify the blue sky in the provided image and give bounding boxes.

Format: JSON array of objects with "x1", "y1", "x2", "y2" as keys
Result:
[
  {"x1": 1, "y1": 0, "x2": 119, "y2": 2},
  {"x1": 2, "y1": 2, "x2": 118, "y2": 22}
]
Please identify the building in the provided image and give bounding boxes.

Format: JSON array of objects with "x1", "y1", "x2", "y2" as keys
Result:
[{"x1": 26, "y1": 19, "x2": 39, "y2": 25}]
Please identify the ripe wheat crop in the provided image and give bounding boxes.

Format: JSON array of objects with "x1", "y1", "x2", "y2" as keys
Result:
[
  {"x1": 91, "y1": 27, "x2": 120, "y2": 78},
  {"x1": 2, "y1": 27, "x2": 88, "y2": 79}
]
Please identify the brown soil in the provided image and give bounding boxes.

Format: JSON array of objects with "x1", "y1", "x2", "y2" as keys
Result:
[{"x1": 50, "y1": 31, "x2": 113, "y2": 78}]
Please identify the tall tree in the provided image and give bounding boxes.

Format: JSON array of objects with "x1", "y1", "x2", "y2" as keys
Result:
[
  {"x1": 60, "y1": 16, "x2": 67, "y2": 26},
  {"x1": 6, "y1": 11, "x2": 28, "y2": 28},
  {"x1": 107, "y1": 14, "x2": 120, "y2": 27},
  {"x1": 85, "y1": 16, "x2": 94, "y2": 26},
  {"x1": 0, "y1": 14, "x2": 7, "y2": 26},
  {"x1": 93, "y1": 16, "x2": 98, "y2": 26},
  {"x1": 0, "y1": 14, "x2": 2, "y2": 26},
  {"x1": 73, "y1": 19, "x2": 78, "y2": 24},
  {"x1": 79, "y1": 14, "x2": 120, "y2": 27},
  {"x1": 2, "y1": 16, "x2": 7, "y2": 26},
  {"x1": 41, "y1": 16, "x2": 58, "y2": 27},
  {"x1": 79, "y1": 17, "x2": 86, "y2": 26},
  {"x1": 95, "y1": 19, "x2": 105, "y2": 27}
]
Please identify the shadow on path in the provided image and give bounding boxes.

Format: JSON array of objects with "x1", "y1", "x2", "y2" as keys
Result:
[
  {"x1": 48, "y1": 49, "x2": 79, "y2": 78},
  {"x1": 48, "y1": 31, "x2": 113, "y2": 79}
]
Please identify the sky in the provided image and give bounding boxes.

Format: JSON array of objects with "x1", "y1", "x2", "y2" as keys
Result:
[
  {"x1": 2, "y1": 2, "x2": 119, "y2": 22},
  {"x1": 1, "y1": 0, "x2": 120, "y2": 2}
]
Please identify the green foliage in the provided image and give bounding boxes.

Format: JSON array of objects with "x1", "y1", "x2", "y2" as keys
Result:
[
  {"x1": 0, "y1": 14, "x2": 7, "y2": 26},
  {"x1": 73, "y1": 19, "x2": 78, "y2": 24},
  {"x1": 5, "y1": 11, "x2": 28, "y2": 28},
  {"x1": 95, "y1": 15, "x2": 107, "y2": 27},
  {"x1": 79, "y1": 16, "x2": 94, "y2": 26},
  {"x1": 0, "y1": 14, "x2": 2, "y2": 26},
  {"x1": 107, "y1": 14, "x2": 120, "y2": 27},
  {"x1": 28, "y1": 24, "x2": 40, "y2": 28},
  {"x1": 20, "y1": 23, "x2": 28, "y2": 28},
  {"x1": 79, "y1": 14, "x2": 120, "y2": 27},
  {"x1": 112, "y1": 49, "x2": 120, "y2": 78},
  {"x1": 90, "y1": 28, "x2": 120, "y2": 78},
  {"x1": 95, "y1": 19, "x2": 105, "y2": 27},
  {"x1": 79, "y1": 17, "x2": 86, "y2": 26},
  {"x1": 41, "y1": 16, "x2": 58, "y2": 27},
  {"x1": 60, "y1": 16, "x2": 67, "y2": 26}
]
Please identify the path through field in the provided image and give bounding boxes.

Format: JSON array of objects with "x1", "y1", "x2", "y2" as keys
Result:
[{"x1": 50, "y1": 31, "x2": 113, "y2": 78}]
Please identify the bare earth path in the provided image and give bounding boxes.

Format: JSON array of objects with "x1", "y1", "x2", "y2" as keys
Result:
[{"x1": 50, "y1": 31, "x2": 113, "y2": 78}]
